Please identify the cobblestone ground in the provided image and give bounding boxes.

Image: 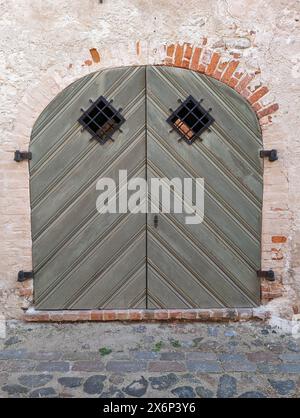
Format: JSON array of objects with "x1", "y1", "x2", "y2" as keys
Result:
[{"x1": 0, "y1": 321, "x2": 300, "y2": 398}]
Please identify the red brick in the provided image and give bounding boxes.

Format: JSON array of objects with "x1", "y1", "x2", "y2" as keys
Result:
[
  {"x1": 142, "y1": 311, "x2": 155, "y2": 320},
  {"x1": 197, "y1": 63, "x2": 206, "y2": 73},
  {"x1": 154, "y1": 310, "x2": 169, "y2": 320},
  {"x1": 248, "y1": 86, "x2": 269, "y2": 104},
  {"x1": 221, "y1": 61, "x2": 240, "y2": 84},
  {"x1": 205, "y1": 52, "x2": 220, "y2": 76},
  {"x1": 103, "y1": 310, "x2": 117, "y2": 321},
  {"x1": 168, "y1": 310, "x2": 182, "y2": 319},
  {"x1": 181, "y1": 310, "x2": 198, "y2": 320},
  {"x1": 60, "y1": 313, "x2": 79, "y2": 322},
  {"x1": 236, "y1": 73, "x2": 254, "y2": 93},
  {"x1": 89, "y1": 48, "x2": 101, "y2": 63},
  {"x1": 166, "y1": 43, "x2": 175, "y2": 59},
  {"x1": 197, "y1": 310, "x2": 212, "y2": 320},
  {"x1": 261, "y1": 282, "x2": 284, "y2": 300},
  {"x1": 258, "y1": 103, "x2": 279, "y2": 118},
  {"x1": 213, "y1": 60, "x2": 228, "y2": 80},
  {"x1": 49, "y1": 313, "x2": 64, "y2": 322},
  {"x1": 209, "y1": 309, "x2": 225, "y2": 320},
  {"x1": 228, "y1": 77, "x2": 239, "y2": 88},
  {"x1": 116, "y1": 310, "x2": 129, "y2": 320},
  {"x1": 181, "y1": 59, "x2": 190, "y2": 69},
  {"x1": 136, "y1": 41, "x2": 141, "y2": 56},
  {"x1": 91, "y1": 311, "x2": 104, "y2": 321},
  {"x1": 252, "y1": 102, "x2": 262, "y2": 112},
  {"x1": 241, "y1": 88, "x2": 251, "y2": 99},
  {"x1": 24, "y1": 312, "x2": 50, "y2": 322},
  {"x1": 272, "y1": 235, "x2": 287, "y2": 243},
  {"x1": 234, "y1": 71, "x2": 243, "y2": 79},
  {"x1": 174, "y1": 44, "x2": 184, "y2": 67},
  {"x1": 183, "y1": 43, "x2": 193, "y2": 60},
  {"x1": 190, "y1": 47, "x2": 201, "y2": 70},
  {"x1": 213, "y1": 70, "x2": 223, "y2": 80},
  {"x1": 63, "y1": 312, "x2": 91, "y2": 321},
  {"x1": 217, "y1": 61, "x2": 229, "y2": 72},
  {"x1": 23, "y1": 308, "x2": 265, "y2": 323},
  {"x1": 128, "y1": 310, "x2": 142, "y2": 321},
  {"x1": 18, "y1": 287, "x2": 33, "y2": 297},
  {"x1": 262, "y1": 291, "x2": 283, "y2": 300}
]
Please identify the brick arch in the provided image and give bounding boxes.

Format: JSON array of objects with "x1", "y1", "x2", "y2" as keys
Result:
[{"x1": 163, "y1": 43, "x2": 278, "y2": 125}]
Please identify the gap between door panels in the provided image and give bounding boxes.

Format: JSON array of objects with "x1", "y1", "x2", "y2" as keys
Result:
[{"x1": 145, "y1": 66, "x2": 148, "y2": 309}]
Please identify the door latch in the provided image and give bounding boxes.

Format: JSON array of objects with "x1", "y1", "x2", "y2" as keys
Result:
[
  {"x1": 257, "y1": 269, "x2": 275, "y2": 281},
  {"x1": 154, "y1": 215, "x2": 159, "y2": 228},
  {"x1": 14, "y1": 150, "x2": 32, "y2": 162},
  {"x1": 260, "y1": 149, "x2": 278, "y2": 162},
  {"x1": 17, "y1": 271, "x2": 34, "y2": 282}
]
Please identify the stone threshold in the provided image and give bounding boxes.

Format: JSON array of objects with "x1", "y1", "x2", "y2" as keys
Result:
[{"x1": 24, "y1": 307, "x2": 270, "y2": 322}]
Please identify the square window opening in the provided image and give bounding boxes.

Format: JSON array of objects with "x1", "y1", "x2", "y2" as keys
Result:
[
  {"x1": 167, "y1": 95, "x2": 214, "y2": 144},
  {"x1": 78, "y1": 96, "x2": 125, "y2": 144}
]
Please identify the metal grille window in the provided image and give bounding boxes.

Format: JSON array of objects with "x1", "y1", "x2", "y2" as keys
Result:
[
  {"x1": 167, "y1": 95, "x2": 214, "y2": 144},
  {"x1": 78, "y1": 96, "x2": 125, "y2": 144}
]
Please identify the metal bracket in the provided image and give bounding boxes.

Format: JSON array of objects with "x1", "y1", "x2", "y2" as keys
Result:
[
  {"x1": 14, "y1": 150, "x2": 32, "y2": 162},
  {"x1": 17, "y1": 271, "x2": 34, "y2": 282},
  {"x1": 257, "y1": 269, "x2": 275, "y2": 281},
  {"x1": 260, "y1": 149, "x2": 278, "y2": 162}
]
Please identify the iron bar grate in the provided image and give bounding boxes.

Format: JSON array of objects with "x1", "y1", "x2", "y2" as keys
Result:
[
  {"x1": 167, "y1": 95, "x2": 214, "y2": 144},
  {"x1": 78, "y1": 96, "x2": 125, "y2": 144}
]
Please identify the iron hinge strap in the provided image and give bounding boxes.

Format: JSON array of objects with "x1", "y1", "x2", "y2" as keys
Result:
[
  {"x1": 17, "y1": 271, "x2": 34, "y2": 282},
  {"x1": 14, "y1": 150, "x2": 32, "y2": 162},
  {"x1": 257, "y1": 269, "x2": 275, "y2": 281},
  {"x1": 260, "y1": 149, "x2": 278, "y2": 162}
]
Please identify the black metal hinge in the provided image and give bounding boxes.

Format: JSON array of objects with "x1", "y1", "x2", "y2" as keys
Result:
[
  {"x1": 17, "y1": 271, "x2": 34, "y2": 282},
  {"x1": 14, "y1": 150, "x2": 32, "y2": 162},
  {"x1": 260, "y1": 149, "x2": 278, "y2": 162},
  {"x1": 257, "y1": 269, "x2": 275, "y2": 281}
]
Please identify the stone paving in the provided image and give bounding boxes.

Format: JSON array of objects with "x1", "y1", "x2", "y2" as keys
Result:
[{"x1": 0, "y1": 320, "x2": 300, "y2": 398}]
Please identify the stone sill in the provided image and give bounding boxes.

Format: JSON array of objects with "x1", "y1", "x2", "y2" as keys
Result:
[{"x1": 24, "y1": 307, "x2": 271, "y2": 322}]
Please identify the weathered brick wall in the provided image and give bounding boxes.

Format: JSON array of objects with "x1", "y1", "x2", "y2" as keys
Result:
[{"x1": 0, "y1": 0, "x2": 299, "y2": 319}]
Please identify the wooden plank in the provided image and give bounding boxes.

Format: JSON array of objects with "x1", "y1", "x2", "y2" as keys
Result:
[
  {"x1": 32, "y1": 66, "x2": 147, "y2": 310},
  {"x1": 35, "y1": 214, "x2": 146, "y2": 309},
  {"x1": 146, "y1": 65, "x2": 262, "y2": 307},
  {"x1": 147, "y1": 66, "x2": 262, "y2": 171},
  {"x1": 147, "y1": 233, "x2": 223, "y2": 308}
]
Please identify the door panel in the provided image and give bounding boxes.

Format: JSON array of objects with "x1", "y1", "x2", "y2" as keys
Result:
[
  {"x1": 30, "y1": 66, "x2": 147, "y2": 309},
  {"x1": 31, "y1": 65, "x2": 263, "y2": 310},
  {"x1": 146, "y1": 66, "x2": 262, "y2": 308}
]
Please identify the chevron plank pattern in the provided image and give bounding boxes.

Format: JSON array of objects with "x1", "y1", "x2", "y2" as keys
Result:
[
  {"x1": 146, "y1": 66, "x2": 262, "y2": 308},
  {"x1": 30, "y1": 66, "x2": 263, "y2": 310}
]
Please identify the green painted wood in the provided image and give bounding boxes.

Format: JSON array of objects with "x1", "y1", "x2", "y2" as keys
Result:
[
  {"x1": 146, "y1": 66, "x2": 262, "y2": 308},
  {"x1": 30, "y1": 65, "x2": 263, "y2": 310},
  {"x1": 30, "y1": 66, "x2": 147, "y2": 309}
]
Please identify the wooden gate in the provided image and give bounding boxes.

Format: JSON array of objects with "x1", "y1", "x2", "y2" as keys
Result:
[{"x1": 30, "y1": 65, "x2": 262, "y2": 309}]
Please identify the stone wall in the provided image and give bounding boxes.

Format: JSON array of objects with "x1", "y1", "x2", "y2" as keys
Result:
[{"x1": 0, "y1": 0, "x2": 299, "y2": 319}]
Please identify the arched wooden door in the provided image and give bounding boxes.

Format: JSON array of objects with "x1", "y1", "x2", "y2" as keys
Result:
[{"x1": 30, "y1": 66, "x2": 262, "y2": 310}]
